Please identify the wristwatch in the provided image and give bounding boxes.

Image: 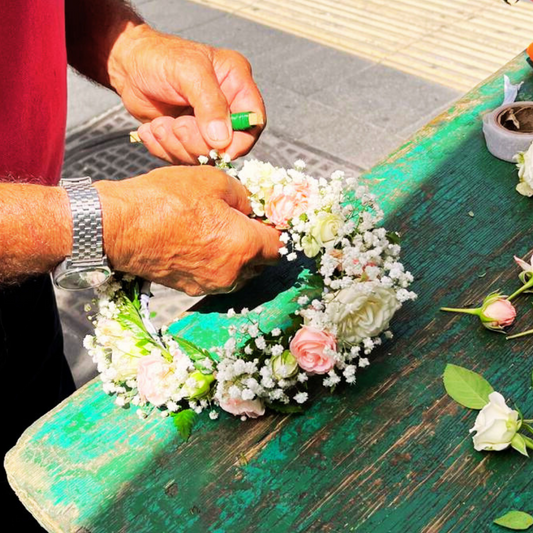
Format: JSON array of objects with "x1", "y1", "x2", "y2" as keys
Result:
[{"x1": 53, "y1": 176, "x2": 113, "y2": 290}]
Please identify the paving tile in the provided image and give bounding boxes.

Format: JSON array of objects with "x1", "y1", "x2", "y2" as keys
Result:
[
  {"x1": 253, "y1": 42, "x2": 375, "y2": 97},
  {"x1": 298, "y1": 109, "x2": 405, "y2": 170},
  {"x1": 179, "y1": 15, "x2": 318, "y2": 64},
  {"x1": 137, "y1": 0, "x2": 225, "y2": 33},
  {"x1": 309, "y1": 63, "x2": 460, "y2": 135},
  {"x1": 257, "y1": 78, "x2": 400, "y2": 170}
]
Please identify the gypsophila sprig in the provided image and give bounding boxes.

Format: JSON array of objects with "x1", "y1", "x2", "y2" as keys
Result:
[{"x1": 84, "y1": 152, "x2": 416, "y2": 436}]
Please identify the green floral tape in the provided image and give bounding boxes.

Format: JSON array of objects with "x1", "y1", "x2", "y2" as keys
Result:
[{"x1": 230, "y1": 112, "x2": 253, "y2": 130}]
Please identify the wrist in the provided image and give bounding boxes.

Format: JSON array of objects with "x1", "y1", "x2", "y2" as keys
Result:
[
  {"x1": 93, "y1": 179, "x2": 131, "y2": 271},
  {"x1": 53, "y1": 186, "x2": 74, "y2": 263}
]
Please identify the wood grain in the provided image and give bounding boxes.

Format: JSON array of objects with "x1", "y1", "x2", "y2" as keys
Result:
[{"x1": 5, "y1": 53, "x2": 533, "y2": 533}]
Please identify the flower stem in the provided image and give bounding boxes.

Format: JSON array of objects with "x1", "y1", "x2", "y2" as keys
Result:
[
  {"x1": 525, "y1": 439, "x2": 533, "y2": 451},
  {"x1": 507, "y1": 329, "x2": 533, "y2": 340},
  {"x1": 507, "y1": 278, "x2": 533, "y2": 301},
  {"x1": 522, "y1": 422, "x2": 533, "y2": 435},
  {"x1": 440, "y1": 307, "x2": 480, "y2": 316}
]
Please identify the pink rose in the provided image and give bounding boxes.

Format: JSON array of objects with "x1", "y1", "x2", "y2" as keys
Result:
[
  {"x1": 483, "y1": 299, "x2": 516, "y2": 328},
  {"x1": 219, "y1": 398, "x2": 265, "y2": 418},
  {"x1": 137, "y1": 354, "x2": 172, "y2": 407},
  {"x1": 289, "y1": 326, "x2": 337, "y2": 374},
  {"x1": 265, "y1": 182, "x2": 310, "y2": 228}
]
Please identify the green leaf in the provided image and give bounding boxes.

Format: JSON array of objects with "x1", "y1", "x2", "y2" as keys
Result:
[
  {"x1": 173, "y1": 336, "x2": 216, "y2": 362},
  {"x1": 511, "y1": 434, "x2": 529, "y2": 457},
  {"x1": 494, "y1": 510, "x2": 533, "y2": 530},
  {"x1": 443, "y1": 364, "x2": 494, "y2": 409},
  {"x1": 171, "y1": 409, "x2": 197, "y2": 442},
  {"x1": 266, "y1": 402, "x2": 304, "y2": 414},
  {"x1": 386, "y1": 231, "x2": 402, "y2": 245}
]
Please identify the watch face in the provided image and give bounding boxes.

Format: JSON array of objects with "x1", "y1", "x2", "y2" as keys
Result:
[{"x1": 56, "y1": 265, "x2": 112, "y2": 291}]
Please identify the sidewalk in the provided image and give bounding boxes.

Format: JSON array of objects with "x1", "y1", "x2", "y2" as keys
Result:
[{"x1": 59, "y1": 0, "x2": 529, "y2": 386}]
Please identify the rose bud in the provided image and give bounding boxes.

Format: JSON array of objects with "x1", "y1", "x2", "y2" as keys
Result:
[
  {"x1": 183, "y1": 370, "x2": 215, "y2": 399},
  {"x1": 271, "y1": 350, "x2": 299, "y2": 380},
  {"x1": 441, "y1": 292, "x2": 516, "y2": 332}
]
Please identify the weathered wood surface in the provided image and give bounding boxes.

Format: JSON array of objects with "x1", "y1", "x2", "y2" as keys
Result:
[{"x1": 6, "y1": 53, "x2": 533, "y2": 533}]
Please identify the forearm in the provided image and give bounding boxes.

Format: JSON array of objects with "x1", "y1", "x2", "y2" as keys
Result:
[
  {"x1": 0, "y1": 184, "x2": 72, "y2": 283},
  {"x1": 65, "y1": 0, "x2": 144, "y2": 91}
]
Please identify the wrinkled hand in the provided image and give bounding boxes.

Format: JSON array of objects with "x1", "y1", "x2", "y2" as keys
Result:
[
  {"x1": 94, "y1": 166, "x2": 280, "y2": 295},
  {"x1": 112, "y1": 25, "x2": 266, "y2": 164}
]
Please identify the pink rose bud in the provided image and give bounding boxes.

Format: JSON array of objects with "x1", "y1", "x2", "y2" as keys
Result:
[
  {"x1": 441, "y1": 292, "x2": 516, "y2": 333},
  {"x1": 289, "y1": 325, "x2": 337, "y2": 374},
  {"x1": 481, "y1": 298, "x2": 516, "y2": 329},
  {"x1": 219, "y1": 398, "x2": 265, "y2": 419}
]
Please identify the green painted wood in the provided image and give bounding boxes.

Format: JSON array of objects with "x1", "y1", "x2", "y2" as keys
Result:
[{"x1": 6, "y1": 53, "x2": 533, "y2": 533}]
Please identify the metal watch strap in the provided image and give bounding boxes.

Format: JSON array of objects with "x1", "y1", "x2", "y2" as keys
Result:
[{"x1": 61, "y1": 177, "x2": 104, "y2": 264}]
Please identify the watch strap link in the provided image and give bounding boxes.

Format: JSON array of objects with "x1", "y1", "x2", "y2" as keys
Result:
[{"x1": 61, "y1": 177, "x2": 104, "y2": 264}]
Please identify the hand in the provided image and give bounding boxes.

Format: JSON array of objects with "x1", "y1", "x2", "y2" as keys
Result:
[
  {"x1": 94, "y1": 166, "x2": 280, "y2": 295},
  {"x1": 111, "y1": 25, "x2": 266, "y2": 164}
]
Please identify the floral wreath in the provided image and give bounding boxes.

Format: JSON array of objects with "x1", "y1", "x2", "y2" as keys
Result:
[{"x1": 84, "y1": 152, "x2": 416, "y2": 439}]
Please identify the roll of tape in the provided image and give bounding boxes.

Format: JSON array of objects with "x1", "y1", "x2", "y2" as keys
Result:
[{"x1": 483, "y1": 102, "x2": 533, "y2": 162}]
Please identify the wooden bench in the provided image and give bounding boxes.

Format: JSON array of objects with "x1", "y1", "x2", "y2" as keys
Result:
[{"x1": 5, "y1": 52, "x2": 533, "y2": 533}]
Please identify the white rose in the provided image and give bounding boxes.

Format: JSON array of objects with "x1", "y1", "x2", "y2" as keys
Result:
[
  {"x1": 325, "y1": 284, "x2": 400, "y2": 343},
  {"x1": 111, "y1": 332, "x2": 150, "y2": 381},
  {"x1": 515, "y1": 141, "x2": 533, "y2": 197},
  {"x1": 301, "y1": 234, "x2": 321, "y2": 258},
  {"x1": 302, "y1": 212, "x2": 343, "y2": 258},
  {"x1": 469, "y1": 391, "x2": 519, "y2": 451},
  {"x1": 311, "y1": 212, "x2": 342, "y2": 247},
  {"x1": 111, "y1": 348, "x2": 142, "y2": 381}
]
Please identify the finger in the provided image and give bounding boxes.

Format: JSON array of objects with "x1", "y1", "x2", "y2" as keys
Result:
[
  {"x1": 224, "y1": 131, "x2": 261, "y2": 161},
  {"x1": 150, "y1": 116, "x2": 207, "y2": 165},
  {"x1": 221, "y1": 174, "x2": 253, "y2": 216},
  {"x1": 250, "y1": 220, "x2": 282, "y2": 265},
  {"x1": 171, "y1": 116, "x2": 213, "y2": 160},
  {"x1": 182, "y1": 63, "x2": 232, "y2": 150},
  {"x1": 137, "y1": 123, "x2": 176, "y2": 163}
]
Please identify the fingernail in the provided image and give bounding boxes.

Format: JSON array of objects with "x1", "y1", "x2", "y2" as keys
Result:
[
  {"x1": 154, "y1": 125, "x2": 167, "y2": 141},
  {"x1": 138, "y1": 124, "x2": 151, "y2": 140},
  {"x1": 207, "y1": 120, "x2": 230, "y2": 143},
  {"x1": 174, "y1": 123, "x2": 189, "y2": 143}
]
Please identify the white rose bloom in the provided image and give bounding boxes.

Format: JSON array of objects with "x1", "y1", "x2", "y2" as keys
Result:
[
  {"x1": 325, "y1": 284, "x2": 400, "y2": 343},
  {"x1": 301, "y1": 234, "x2": 321, "y2": 258},
  {"x1": 515, "y1": 141, "x2": 533, "y2": 197},
  {"x1": 469, "y1": 391, "x2": 519, "y2": 451},
  {"x1": 311, "y1": 212, "x2": 343, "y2": 247},
  {"x1": 111, "y1": 333, "x2": 149, "y2": 381}
]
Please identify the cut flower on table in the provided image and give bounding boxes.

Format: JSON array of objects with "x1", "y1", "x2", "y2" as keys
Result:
[
  {"x1": 441, "y1": 292, "x2": 516, "y2": 332},
  {"x1": 515, "y1": 141, "x2": 533, "y2": 197},
  {"x1": 443, "y1": 364, "x2": 533, "y2": 457}
]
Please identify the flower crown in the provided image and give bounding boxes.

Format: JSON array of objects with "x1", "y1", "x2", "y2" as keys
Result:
[{"x1": 84, "y1": 153, "x2": 416, "y2": 439}]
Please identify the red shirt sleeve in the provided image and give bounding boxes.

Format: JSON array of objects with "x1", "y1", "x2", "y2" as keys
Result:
[{"x1": 0, "y1": 0, "x2": 67, "y2": 185}]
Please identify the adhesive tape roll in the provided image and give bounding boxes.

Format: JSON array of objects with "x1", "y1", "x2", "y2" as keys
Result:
[{"x1": 483, "y1": 101, "x2": 533, "y2": 162}]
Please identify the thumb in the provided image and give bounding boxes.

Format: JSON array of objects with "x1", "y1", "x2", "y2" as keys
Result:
[{"x1": 183, "y1": 62, "x2": 232, "y2": 149}]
